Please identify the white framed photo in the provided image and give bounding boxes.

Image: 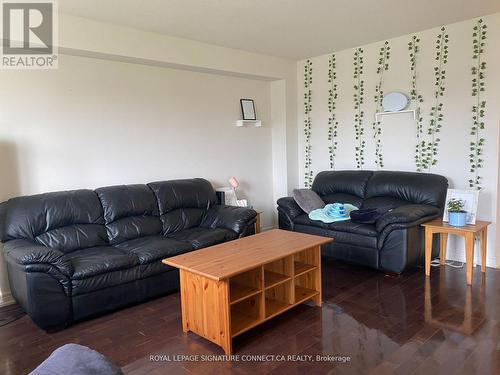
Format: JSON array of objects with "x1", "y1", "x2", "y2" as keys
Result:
[{"x1": 442, "y1": 189, "x2": 479, "y2": 224}]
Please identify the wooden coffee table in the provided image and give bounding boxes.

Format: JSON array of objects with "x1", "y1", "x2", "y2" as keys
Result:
[{"x1": 163, "y1": 229, "x2": 332, "y2": 354}]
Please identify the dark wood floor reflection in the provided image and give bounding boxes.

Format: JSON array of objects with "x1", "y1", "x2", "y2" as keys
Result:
[{"x1": 0, "y1": 259, "x2": 498, "y2": 374}]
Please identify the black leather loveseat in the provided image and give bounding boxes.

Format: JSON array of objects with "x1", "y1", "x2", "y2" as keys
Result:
[
  {"x1": 0, "y1": 178, "x2": 256, "y2": 330},
  {"x1": 277, "y1": 171, "x2": 448, "y2": 274}
]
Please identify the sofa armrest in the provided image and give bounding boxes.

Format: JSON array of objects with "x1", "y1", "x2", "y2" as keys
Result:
[
  {"x1": 277, "y1": 197, "x2": 304, "y2": 220},
  {"x1": 3, "y1": 239, "x2": 73, "y2": 276},
  {"x1": 376, "y1": 204, "x2": 440, "y2": 233},
  {"x1": 200, "y1": 205, "x2": 257, "y2": 236}
]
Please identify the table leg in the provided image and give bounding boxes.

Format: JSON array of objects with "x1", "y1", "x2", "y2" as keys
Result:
[
  {"x1": 465, "y1": 232, "x2": 475, "y2": 285},
  {"x1": 219, "y1": 281, "x2": 232, "y2": 355},
  {"x1": 313, "y1": 245, "x2": 322, "y2": 307},
  {"x1": 179, "y1": 270, "x2": 189, "y2": 333},
  {"x1": 439, "y1": 233, "x2": 448, "y2": 265},
  {"x1": 480, "y1": 228, "x2": 487, "y2": 273},
  {"x1": 425, "y1": 228, "x2": 433, "y2": 277}
]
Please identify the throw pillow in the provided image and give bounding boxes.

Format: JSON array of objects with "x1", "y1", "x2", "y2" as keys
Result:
[{"x1": 293, "y1": 189, "x2": 325, "y2": 214}]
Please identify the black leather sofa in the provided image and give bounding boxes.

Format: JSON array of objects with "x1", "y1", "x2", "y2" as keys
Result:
[
  {"x1": 0, "y1": 178, "x2": 256, "y2": 330},
  {"x1": 277, "y1": 171, "x2": 448, "y2": 274}
]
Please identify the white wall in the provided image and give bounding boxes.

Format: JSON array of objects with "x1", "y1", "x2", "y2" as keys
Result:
[
  {"x1": 0, "y1": 53, "x2": 275, "y2": 210},
  {"x1": 57, "y1": 13, "x2": 299, "y2": 201},
  {"x1": 298, "y1": 13, "x2": 500, "y2": 267}
]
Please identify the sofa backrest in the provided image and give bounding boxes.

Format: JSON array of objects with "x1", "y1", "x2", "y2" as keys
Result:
[
  {"x1": 311, "y1": 170, "x2": 448, "y2": 210},
  {"x1": 95, "y1": 184, "x2": 162, "y2": 245},
  {"x1": 0, "y1": 178, "x2": 220, "y2": 251},
  {"x1": 312, "y1": 171, "x2": 373, "y2": 207},
  {"x1": 0, "y1": 190, "x2": 108, "y2": 253},
  {"x1": 148, "y1": 178, "x2": 218, "y2": 235},
  {"x1": 364, "y1": 171, "x2": 448, "y2": 208}
]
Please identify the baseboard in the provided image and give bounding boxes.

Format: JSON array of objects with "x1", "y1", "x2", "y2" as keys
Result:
[
  {"x1": 261, "y1": 225, "x2": 278, "y2": 232},
  {"x1": 444, "y1": 247, "x2": 496, "y2": 270},
  {"x1": 0, "y1": 292, "x2": 15, "y2": 307}
]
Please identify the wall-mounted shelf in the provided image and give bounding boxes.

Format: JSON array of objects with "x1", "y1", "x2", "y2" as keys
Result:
[
  {"x1": 236, "y1": 120, "x2": 262, "y2": 127},
  {"x1": 375, "y1": 108, "x2": 419, "y2": 121}
]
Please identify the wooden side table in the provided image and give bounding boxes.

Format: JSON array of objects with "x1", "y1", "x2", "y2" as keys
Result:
[
  {"x1": 421, "y1": 219, "x2": 491, "y2": 285},
  {"x1": 255, "y1": 211, "x2": 263, "y2": 233}
]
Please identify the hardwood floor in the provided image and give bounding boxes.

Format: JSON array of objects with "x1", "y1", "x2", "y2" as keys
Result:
[{"x1": 0, "y1": 259, "x2": 498, "y2": 374}]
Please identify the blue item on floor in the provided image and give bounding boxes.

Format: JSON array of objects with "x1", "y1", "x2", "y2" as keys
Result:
[{"x1": 309, "y1": 203, "x2": 359, "y2": 223}]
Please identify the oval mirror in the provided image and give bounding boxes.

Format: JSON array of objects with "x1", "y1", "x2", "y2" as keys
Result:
[{"x1": 382, "y1": 92, "x2": 409, "y2": 112}]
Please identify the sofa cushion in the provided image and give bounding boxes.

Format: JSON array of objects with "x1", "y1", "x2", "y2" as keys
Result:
[
  {"x1": 71, "y1": 267, "x2": 142, "y2": 296},
  {"x1": 361, "y1": 196, "x2": 409, "y2": 210},
  {"x1": 148, "y1": 178, "x2": 218, "y2": 213},
  {"x1": 35, "y1": 224, "x2": 109, "y2": 254},
  {"x1": 294, "y1": 214, "x2": 378, "y2": 237},
  {"x1": 1, "y1": 190, "x2": 107, "y2": 253},
  {"x1": 64, "y1": 246, "x2": 138, "y2": 279},
  {"x1": 64, "y1": 246, "x2": 141, "y2": 295},
  {"x1": 95, "y1": 185, "x2": 162, "y2": 244},
  {"x1": 321, "y1": 193, "x2": 364, "y2": 207},
  {"x1": 114, "y1": 235, "x2": 192, "y2": 264},
  {"x1": 312, "y1": 170, "x2": 373, "y2": 199},
  {"x1": 365, "y1": 171, "x2": 448, "y2": 207},
  {"x1": 167, "y1": 227, "x2": 237, "y2": 249},
  {"x1": 160, "y1": 208, "x2": 206, "y2": 235},
  {"x1": 148, "y1": 179, "x2": 218, "y2": 235},
  {"x1": 292, "y1": 189, "x2": 325, "y2": 214},
  {"x1": 294, "y1": 224, "x2": 377, "y2": 249}
]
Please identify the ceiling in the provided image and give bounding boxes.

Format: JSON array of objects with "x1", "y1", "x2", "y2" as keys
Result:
[{"x1": 60, "y1": 0, "x2": 500, "y2": 60}]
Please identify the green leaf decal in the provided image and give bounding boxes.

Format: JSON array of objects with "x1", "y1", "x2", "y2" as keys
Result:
[
  {"x1": 327, "y1": 54, "x2": 338, "y2": 170},
  {"x1": 304, "y1": 59, "x2": 314, "y2": 187},
  {"x1": 469, "y1": 19, "x2": 487, "y2": 190}
]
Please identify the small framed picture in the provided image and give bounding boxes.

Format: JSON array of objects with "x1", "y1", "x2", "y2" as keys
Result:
[
  {"x1": 443, "y1": 189, "x2": 479, "y2": 224},
  {"x1": 240, "y1": 99, "x2": 256, "y2": 120}
]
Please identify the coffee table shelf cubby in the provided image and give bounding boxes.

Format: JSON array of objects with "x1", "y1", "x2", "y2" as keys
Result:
[{"x1": 164, "y1": 229, "x2": 332, "y2": 354}]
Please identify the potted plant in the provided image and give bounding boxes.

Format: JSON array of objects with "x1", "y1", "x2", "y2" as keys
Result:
[{"x1": 447, "y1": 199, "x2": 467, "y2": 227}]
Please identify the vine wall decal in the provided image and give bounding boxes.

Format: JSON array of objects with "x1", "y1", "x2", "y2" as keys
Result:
[
  {"x1": 408, "y1": 35, "x2": 427, "y2": 171},
  {"x1": 353, "y1": 48, "x2": 365, "y2": 169},
  {"x1": 299, "y1": 16, "x2": 497, "y2": 195},
  {"x1": 327, "y1": 54, "x2": 338, "y2": 170},
  {"x1": 372, "y1": 41, "x2": 391, "y2": 169},
  {"x1": 425, "y1": 27, "x2": 449, "y2": 171},
  {"x1": 303, "y1": 59, "x2": 313, "y2": 187},
  {"x1": 469, "y1": 19, "x2": 487, "y2": 190}
]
